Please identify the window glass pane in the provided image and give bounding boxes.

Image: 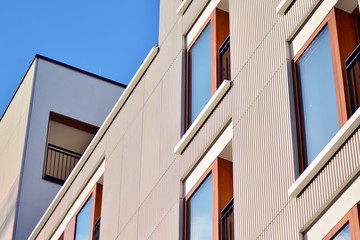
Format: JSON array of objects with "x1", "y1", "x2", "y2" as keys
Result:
[
  {"x1": 296, "y1": 25, "x2": 339, "y2": 166},
  {"x1": 189, "y1": 23, "x2": 211, "y2": 124},
  {"x1": 331, "y1": 223, "x2": 350, "y2": 240},
  {"x1": 187, "y1": 173, "x2": 213, "y2": 240},
  {"x1": 75, "y1": 195, "x2": 93, "y2": 240}
]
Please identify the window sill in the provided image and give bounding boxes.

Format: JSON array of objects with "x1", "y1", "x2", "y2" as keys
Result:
[
  {"x1": 288, "y1": 107, "x2": 360, "y2": 198},
  {"x1": 177, "y1": 0, "x2": 192, "y2": 16},
  {"x1": 174, "y1": 80, "x2": 231, "y2": 155},
  {"x1": 276, "y1": 0, "x2": 294, "y2": 15}
]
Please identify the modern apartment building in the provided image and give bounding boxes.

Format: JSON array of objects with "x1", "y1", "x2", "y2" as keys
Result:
[
  {"x1": 0, "y1": 55, "x2": 125, "y2": 240},
  {"x1": 3, "y1": 0, "x2": 360, "y2": 239}
]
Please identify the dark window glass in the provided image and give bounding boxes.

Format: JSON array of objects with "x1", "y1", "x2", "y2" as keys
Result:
[
  {"x1": 189, "y1": 23, "x2": 212, "y2": 125},
  {"x1": 187, "y1": 173, "x2": 213, "y2": 240},
  {"x1": 75, "y1": 195, "x2": 93, "y2": 240},
  {"x1": 297, "y1": 25, "x2": 339, "y2": 166}
]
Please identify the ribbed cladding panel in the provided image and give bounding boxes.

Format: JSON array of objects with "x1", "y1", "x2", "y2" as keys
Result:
[
  {"x1": 229, "y1": 0, "x2": 344, "y2": 238},
  {"x1": 232, "y1": 63, "x2": 295, "y2": 239},
  {"x1": 181, "y1": 0, "x2": 209, "y2": 36},
  {"x1": 297, "y1": 129, "x2": 360, "y2": 231},
  {"x1": 178, "y1": 88, "x2": 233, "y2": 179}
]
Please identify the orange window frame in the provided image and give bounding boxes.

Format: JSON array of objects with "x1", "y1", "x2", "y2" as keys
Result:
[
  {"x1": 62, "y1": 183, "x2": 103, "y2": 240},
  {"x1": 292, "y1": 8, "x2": 358, "y2": 172},
  {"x1": 323, "y1": 204, "x2": 360, "y2": 240},
  {"x1": 185, "y1": 8, "x2": 229, "y2": 130},
  {"x1": 184, "y1": 158, "x2": 233, "y2": 240}
]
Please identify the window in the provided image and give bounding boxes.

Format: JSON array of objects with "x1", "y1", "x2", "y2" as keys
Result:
[
  {"x1": 292, "y1": 8, "x2": 359, "y2": 172},
  {"x1": 75, "y1": 195, "x2": 93, "y2": 240},
  {"x1": 61, "y1": 183, "x2": 102, "y2": 240},
  {"x1": 184, "y1": 158, "x2": 233, "y2": 240},
  {"x1": 323, "y1": 204, "x2": 360, "y2": 240},
  {"x1": 185, "y1": 8, "x2": 229, "y2": 129}
]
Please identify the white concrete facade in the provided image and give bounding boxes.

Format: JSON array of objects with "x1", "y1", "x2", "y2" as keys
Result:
[{"x1": 0, "y1": 56, "x2": 125, "y2": 240}]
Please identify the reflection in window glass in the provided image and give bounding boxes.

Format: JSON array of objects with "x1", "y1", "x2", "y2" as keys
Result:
[
  {"x1": 189, "y1": 23, "x2": 211, "y2": 125},
  {"x1": 75, "y1": 195, "x2": 93, "y2": 240},
  {"x1": 296, "y1": 25, "x2": 339, "y2": 166},
  {"x1": 332, "y1": 223, "x2": 350, "y2": 240},
  {"x1": 187, "y1": 173, "x2": 212, "y2": 240}
]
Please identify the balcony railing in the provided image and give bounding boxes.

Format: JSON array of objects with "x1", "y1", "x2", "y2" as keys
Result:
[
  {"x1": 345, "y1": 43, "x2": 360, "y2": 115},
  {"x1": 221, "y1": 198, "x2": 234, "y2": 240},
  {"x1": 219, "y1": 36, "x2": 231, "y2": 85},
  {"x1": 43, "y1": 144, "x2": 81, "y2": 184}
]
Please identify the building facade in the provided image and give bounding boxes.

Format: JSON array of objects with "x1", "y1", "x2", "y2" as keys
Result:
[
  {"x1": 0, "y1": 55, "x2": 125, "y2": 240},
  {"x1": 5, "y1": 0, "x2": 360, "y2": 239}
]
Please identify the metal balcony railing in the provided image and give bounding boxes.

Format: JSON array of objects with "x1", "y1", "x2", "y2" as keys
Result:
[
  {"x1": 221, "y1": 198, "x2": 234, "y2": 240},
  {"x1": 345, "y1": 43, "x2": 360, "y2": 115},
  {"x1": 219, "y1": 36, "x2": 231, "y2": 85},
  {"x1": 43, "y1": 144, "x2": 81, "y2": 184}
]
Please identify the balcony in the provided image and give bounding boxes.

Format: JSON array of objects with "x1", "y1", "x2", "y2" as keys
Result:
[
  {"x1": 43, "y1": 144, "x2": 81, "y2": 184},
  {"x1": 42, "y1": 112, "x2": 98, "y2": 184}
]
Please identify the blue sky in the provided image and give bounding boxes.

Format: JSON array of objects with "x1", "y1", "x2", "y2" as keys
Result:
[{"x1": 0, "y1": 0, "x2": 159, "y2": 117}]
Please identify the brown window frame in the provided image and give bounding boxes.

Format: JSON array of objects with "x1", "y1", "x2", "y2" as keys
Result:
[
  {"x1": 184, "y1": 158, "x2": 233, "y2": 240},
  {"x1": 292, "y1": 8, "x2": 358, "y2": 172},
  {"x1": 185, "y1": 8, "x2": 229, "y2": 130},
  {"x1": 323, "y1": 204, "x2": 360, "y2": 239},
  {"x1": 62, "y1": 183, "x2": 103, "y2": 240}
]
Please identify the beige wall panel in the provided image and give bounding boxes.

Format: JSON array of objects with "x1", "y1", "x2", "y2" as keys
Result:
[
  {"x1": 159, "y1": 55, "x2": 182, "y2": 174},
  {"x1": 101, "y1": 138, "x2": 124, "y2": 240},
  {"x1": 138, "y1": 160, "x2": 180, "y2": 240},
  {"x1": 0, "y1": 62, "x2": 34, "y2": 240},
  {"x1": 0, "y1": 177, "x2": 19, "y2": 240},
  {"x1": 231, "y1": 32, "x2": 288, "y2": 123},
  {"x1": 144, "y1": 20, "x2": 182, "y2": 102},
  {"x1": 106, "y1": 80, "x2": 145, "y2": 155},
  {"x1": 229, "y1": 0, "x2": 280, "y2": 75},
  {"x1": 0, "y1": 209, "x2": 15, "y2": 240},
  {"x1": 0, "y1": 62, "x2": 34, "y2": 150},
  {"x1": 256, "y1": 200, "x2": 301, "y2": 240},
  {"x1": 232, "y1": 66, "x2": 295, "y2": 238},
  {"x1": 118, "y1": 112, "x2": 143, "y2": 233},
  {"x1": 116, "y1": 213, "x2": 138, "y2": 240},
  {"x1": 140, "y1": 84, "x2": 162, "y2": 203},
  {"x1": 159, "y1": 0, "x2": 181, "y2": 44},
  {"x1": 147, "y1": 201, "x2": 180, "y2": 240}
]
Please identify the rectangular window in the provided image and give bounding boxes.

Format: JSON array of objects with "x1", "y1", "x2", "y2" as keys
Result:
[
  {"x1": 292, "y1": 8, "x2": 359, "y2": 172},
  {"x1": 186, "y1": 173, "x2": 213, "y2": 239},
  {"x1": 323, "y1": 204, "x2": 360, "y2": 240},
  {"x1": 184, "y1": 158, "x2": 233, "y2": 240},
  {"x1": 75, "y1": 195, "x2": 93, "y2": 240},
  {"x1": 185, "y1": 8, "x2": 229, "y2": 130},
  {"x1": 62, "y1": 183, "x2": 102, "y2": 240},
  {"x1": 188, "y1": 23, "x2": 212, "y2": 125}
]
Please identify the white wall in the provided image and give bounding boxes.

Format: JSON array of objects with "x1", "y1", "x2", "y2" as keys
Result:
[{"x1": 13, "y1": 58, "x2": 125, "y2": 240}]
